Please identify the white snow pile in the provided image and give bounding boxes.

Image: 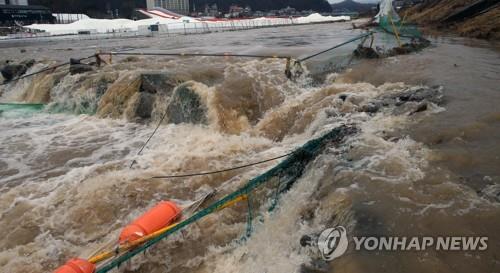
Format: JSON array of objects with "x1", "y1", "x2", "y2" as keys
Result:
[
  {"x1": 296, "y1": 13, "x2": 350, "y2": 24},
  {"x1": 53, "y1": 13, "x2": 91, "y2": 21},
  {"x1": 25, "y1": 17, "x2": 191, "y2": 35},
  {"x1": 25, "y1": 13, "x2": 350, "y2": 36}
]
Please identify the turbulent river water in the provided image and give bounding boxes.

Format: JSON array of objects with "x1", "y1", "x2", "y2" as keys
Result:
[{"x1": 0, "y1": 22, "x2": 499, "y2": 273}]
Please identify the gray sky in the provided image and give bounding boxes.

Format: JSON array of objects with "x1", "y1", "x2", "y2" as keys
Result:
[{"x1": 328, "y1": 0, "x2": 380, "y2": 3}]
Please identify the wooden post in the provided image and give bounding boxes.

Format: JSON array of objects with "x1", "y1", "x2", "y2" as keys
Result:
[
  {"x1": 389, "y1": 14, "x2": 402, "y2": 47},
  {"x1": 95, "y1": 50, "x2": 101, "y2": 67}
]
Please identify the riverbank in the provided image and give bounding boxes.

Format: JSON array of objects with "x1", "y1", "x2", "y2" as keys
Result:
[{"x1": 406, "y1": 0, "x2": 500, "y2": 40}]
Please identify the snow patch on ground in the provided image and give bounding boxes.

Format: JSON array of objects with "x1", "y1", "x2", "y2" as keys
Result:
[{"x1": 24, "y1": 13, "x2": 350, "y2": 36}]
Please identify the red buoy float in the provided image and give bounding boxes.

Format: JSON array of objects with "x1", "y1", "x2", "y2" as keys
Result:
[
  {"x1": 54, "y1": 258, "x2": 95, "y2": 273},
  {"x1": 119, "y1": 201, "x2": 181, "y2": 244}
]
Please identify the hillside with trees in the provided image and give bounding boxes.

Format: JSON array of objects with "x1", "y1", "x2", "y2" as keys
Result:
[{"x1": 330, "y1": 0, "x2": 377, "y2": 13}]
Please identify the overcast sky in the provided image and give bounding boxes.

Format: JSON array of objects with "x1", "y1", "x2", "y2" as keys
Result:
[{"x1": 328, "y1": 0, "x2": 380, "y2": 3}]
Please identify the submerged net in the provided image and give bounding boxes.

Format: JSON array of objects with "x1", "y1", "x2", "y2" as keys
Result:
[
  {"x1": 0, "y1": 103, "x2": 44, "y2": 111},
  {"x1": 0, "y1": 103, "x2": 45, "y2": 117},
  {"x1": 94, "y1": 125, "x2": 357, "y2": 273},
  {"x1": 378, "y1": 15, "x2": 423, "y2": 39},
  {"x1": 374, "y1": 0, "x2": 421, "y2": 39}
]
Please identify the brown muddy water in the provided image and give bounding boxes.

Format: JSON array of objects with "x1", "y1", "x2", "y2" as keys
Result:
[{"x1": 0, "y1": 22, "x2": 499, "y2": 273}]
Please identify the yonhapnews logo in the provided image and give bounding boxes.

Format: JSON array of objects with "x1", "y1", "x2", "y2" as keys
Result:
[
  {"x1": 311, "y1": 226, "x2": 488, "y2": 261},
  {"x1": 317, "y1": 226, "x2": 349, "y2": 261}
]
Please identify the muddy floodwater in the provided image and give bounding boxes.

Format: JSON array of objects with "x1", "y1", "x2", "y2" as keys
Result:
[{"x1": 0, "y1": 22, "x2": 499, "y2": 273}]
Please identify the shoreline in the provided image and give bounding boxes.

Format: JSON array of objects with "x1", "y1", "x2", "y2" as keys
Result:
[{"x1": 405, "y1": 0, "x2": 500, "y2": 41}]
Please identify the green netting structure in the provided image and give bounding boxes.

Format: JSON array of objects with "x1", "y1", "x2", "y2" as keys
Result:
[
  {"x1": 0, "y1": 103, "x2": 45, "y2": 111},
  {"x1": 378, "y1": 15, "x2": 423, "y2": 39},
  {"x1": 95, "y1": 125, "x2": 357, "y2": 273},
  {"x1": 0, "y1": 103, "x2": 45, "y2": 117}
]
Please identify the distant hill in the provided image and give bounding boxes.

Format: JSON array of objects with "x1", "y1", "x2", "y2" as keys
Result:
[{"x1": 330, "y1": 0, "x2": 377, "y2": 13}]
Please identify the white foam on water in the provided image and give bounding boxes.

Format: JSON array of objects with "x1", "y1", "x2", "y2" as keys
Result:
[
  {"x1": 2, "y1": 56, "x2": 488, "y2": 273},
  {"x1": 0, "y1": 63, "x2": 51, "y2": 102},
  {"x1": 207, "y1": 167, "x2": 327, "y2": 273}
]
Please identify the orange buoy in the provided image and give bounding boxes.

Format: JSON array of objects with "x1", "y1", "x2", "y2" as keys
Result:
[
  {"x1": 119, "y1": 201, "x2": 181, "y2": 244},
  {"x1": 54, "y1": 258, "x2": 95, "y2": 273}
]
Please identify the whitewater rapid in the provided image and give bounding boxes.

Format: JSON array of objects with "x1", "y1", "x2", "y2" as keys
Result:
[{"x1": 0, "y1": 56, "x2": 443, "y2": 273}]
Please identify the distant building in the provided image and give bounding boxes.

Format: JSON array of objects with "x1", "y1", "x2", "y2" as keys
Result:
[
  {"x1": 227, "y1": 4, "x2": 243, "y2": 18},
  {"x1": 204, "y1": 4, "x2": 220, "y2": 17},
  {"x1": 277, "y1": 6, "x2": 297, "y2": 16},
  {"x1": 266, "y1": 10, "x2": 278, "y2": 16},
  {"x1": 0, "y1": 0, "x2": 29, "y2": 5},
  {"x1": 253, "y1": 11, "x2": 265, "y2": 17},
  {"x1": 0, "y1": 3, "x2": 54, "y2": 26},
  {"x1": 146, "y1": 0, "x2": 190, "y2": 15},
  {"x1": 225, "y1": 5, "x2": 251, "y2": 18}
]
